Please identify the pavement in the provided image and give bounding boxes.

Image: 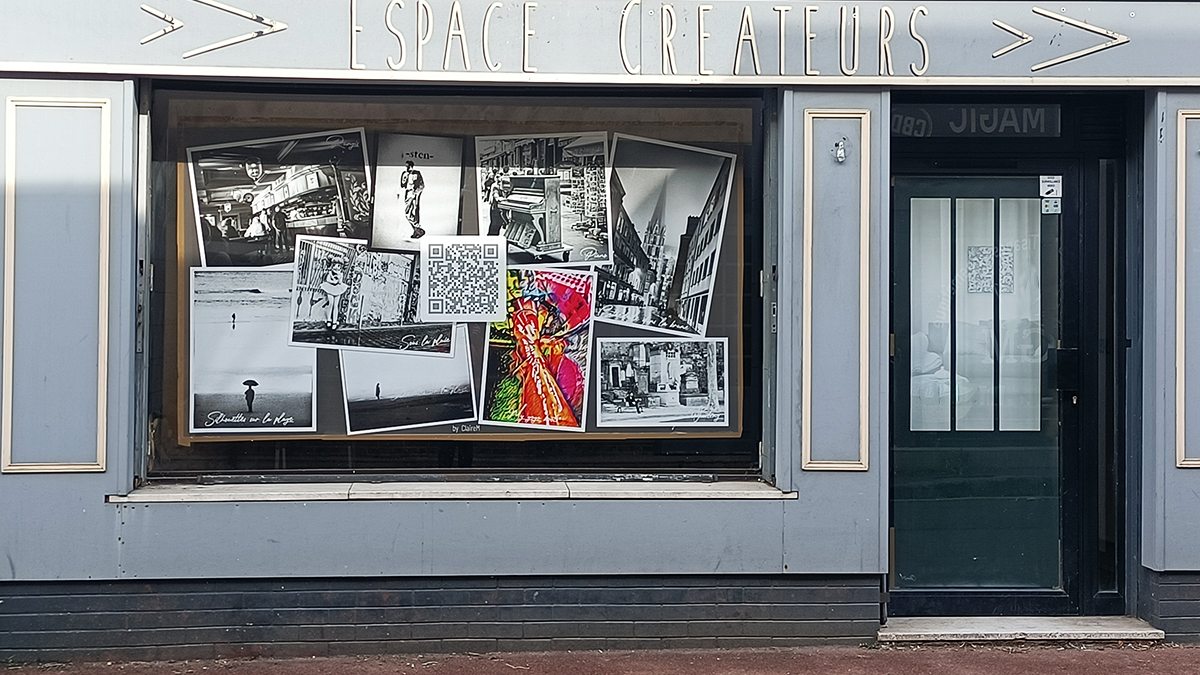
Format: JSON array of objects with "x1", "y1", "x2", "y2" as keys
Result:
[{"x1": 7, "y1": 643, "x2": 1200, "y2": 675}]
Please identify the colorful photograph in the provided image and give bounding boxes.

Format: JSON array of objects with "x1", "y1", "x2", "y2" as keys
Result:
[
  {"x1": 371, "y1": 134, "x2": 464, "y2": 251},
  {"x1": 480, "y1": 269, "x2": 596, "y2": 431},
  {"x1": 289, "y1": 236, "x2": 454, "y2": 355},
  {"x1": 189, "y1": 128, "x2": 372, "y2": 267},
  {"x1": 190, "y1": 268, "x2": 316, "y2": 434},
  {"x1": 595, "y1": 135, "x2": 735, "y2": 337},
  {"x1": 596, "y1": 337, "x2": 728, "y2": 427},
  {"x1": 340, "y1": 329, "x2": 476, "y2": 434},
  {"x1": 475, "y1": 132, "x2": 611, "y2": 266}
]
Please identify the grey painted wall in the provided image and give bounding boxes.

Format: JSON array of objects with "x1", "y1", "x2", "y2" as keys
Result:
[
  {"x1": 1143, "y1": 90, "x2": 1200, "y2": 571},
  {"x1": 0, "y1": 81, "x2": 893, "y2": 581},
  {"x1": 0, "y1": 78, "x2": 137, "y2": 579},
  {"x1": 777, "y1": 89, "x2": 889, "y2": 575}
]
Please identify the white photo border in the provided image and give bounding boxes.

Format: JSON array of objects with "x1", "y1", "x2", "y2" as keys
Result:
[
  {"x1": 594, "y1": 336, "x2": 730, "y2": 428},
  {"x1": 188, "y1": 266, "x2": 318, "y2": 435},
  {"x1": 188, "y1": 127, "x2": 372, "y2": 268},
  {"x1": 340, "y1": 327, "x2": 479, "y2": 435},
  {"x1": 592, "y1": 133, "x2": 737, "y2": 339}
]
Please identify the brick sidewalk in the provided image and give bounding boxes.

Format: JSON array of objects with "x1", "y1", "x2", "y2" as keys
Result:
[{"x1": 6, "y1": 644, "x2": 1199, "y2": 675}]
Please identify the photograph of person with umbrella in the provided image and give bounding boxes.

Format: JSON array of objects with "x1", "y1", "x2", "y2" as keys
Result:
[
  {"x1": 190, "y1": 268, "x2": 317, "y2": 433},
  {"x1": 243, "y1": 379, "x2": 258, "y2": 412}
]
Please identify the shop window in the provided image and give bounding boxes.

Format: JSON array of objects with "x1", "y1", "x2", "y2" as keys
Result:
[{"x1": 146, "y1": 89, "x2": 764, "y2": 477}]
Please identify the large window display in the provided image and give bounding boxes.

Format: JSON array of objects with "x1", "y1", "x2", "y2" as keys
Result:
[{"x1": 146, "y1": 89, "x2": 763, "y2": 476}]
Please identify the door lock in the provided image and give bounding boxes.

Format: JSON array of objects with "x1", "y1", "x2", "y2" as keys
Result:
[{"x1": 1072, "y1": 395, "x2": 1078, "y2": 405}]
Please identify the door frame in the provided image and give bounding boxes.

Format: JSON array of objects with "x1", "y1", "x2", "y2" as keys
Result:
[{"x1": 886, "y1": 93, "x2": 1133, "y2": 617}]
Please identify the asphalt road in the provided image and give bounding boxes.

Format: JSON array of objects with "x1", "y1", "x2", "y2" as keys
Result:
[{"x1": 8, "y1": 644, "x2": 1200, "y2": 675}]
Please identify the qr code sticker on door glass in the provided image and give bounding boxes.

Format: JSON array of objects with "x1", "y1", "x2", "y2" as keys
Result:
[{"x1": 419, "y1": 236, "x2": 507, "y2": 322}]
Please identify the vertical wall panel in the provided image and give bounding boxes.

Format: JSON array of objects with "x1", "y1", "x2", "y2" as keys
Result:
[
  {"x1": 0, "y1": 79, "x2": 134, "y2": 579},
  {"x1": 802, "y1": 110, "x2": 870, "y2": 469},
  {"x1": 1177, "y1": 110, "x2": 1200, "y2": 468},
  {"x1": 779, "y1": 90, "x2": 889, "y2": 574},
  {"x1": 1144, "y1": 91, "x2": 1200, "y2": 572},
  {"x1": 3, "y1": 99, "x2": 109, "y2": 470}
]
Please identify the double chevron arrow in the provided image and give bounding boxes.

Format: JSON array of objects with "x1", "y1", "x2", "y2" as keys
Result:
[
  {"x1": 140, "y1": 0, "x2": 287, "y2": 59},
  {"x1": 993, "y1": 7, "x2": 1129, "y2": 71}
]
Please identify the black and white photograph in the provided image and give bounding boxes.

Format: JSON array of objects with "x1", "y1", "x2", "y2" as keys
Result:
[
  {"x1": 289, "y1": 236, "x2": 454, "y2": 355},
  {"x1": 189, "y1": 128, "x2": 372, "y2": 267},
  {"x1": 418, "y1": 235, "x2": 507, "y2": 322},
  {"x1": 596, "y1": 337, "x2": 728, "y2": 427},
  {"x1": 595, "y1": 135, "x2": 736, "y2": 337},
  {"x1": 340, "y1": 329, "x2": 477, "y2": 434},
  {"x1": 475, "y1": 132, "x2": 611, "y2": 266},
  {"x1": 190, "y1": 268, "x2": 317, "y2": 434},
  {"x1": 371, "y1": 133, "x2": 464, "y2": 251}
]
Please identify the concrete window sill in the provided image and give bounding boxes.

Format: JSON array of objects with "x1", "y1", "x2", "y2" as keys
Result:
[{"x1": 107, "y1": 481, "x2": 797, "y2": 503}]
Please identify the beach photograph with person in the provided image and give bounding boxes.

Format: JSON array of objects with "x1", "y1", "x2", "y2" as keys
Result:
[
  {"x1": 370, "y1": 134, "x2": 464, "y2": 251},
  {"x1": 189, "y1": 128, "x2": 372, "y2": 267},
  {"x1": 340, "y1": 329, "x2": 477, "y2": 434},
  {"x1": 190, "y1": 268, "x2": 316, "y2": 433}
]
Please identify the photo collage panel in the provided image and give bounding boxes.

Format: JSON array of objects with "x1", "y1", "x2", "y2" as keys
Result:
[{"x1": 185, "y1": 128, "x2": 738, "y2": 437}]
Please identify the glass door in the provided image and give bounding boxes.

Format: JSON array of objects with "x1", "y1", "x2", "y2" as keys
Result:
[{"x1": 890, "y1": 176, "x2": 1077, "y2": 614}]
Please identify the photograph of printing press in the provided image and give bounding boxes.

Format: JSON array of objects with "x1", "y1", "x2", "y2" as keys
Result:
[
  {"x1": 370, "y1": 133, "x2": 464, "y2": 251},
  {"x1": 288, "y1": 235, "x2": 454, "y2": 356},
  {"x1": 475, "y1": 132, "x2": 611, "y2": 266},
  {"x1": 594, "y1": 135, "x2": 735, "y2": 337},
  {"x1": 189, "y1": 128, "x2": 373, "y2": 267},
  {"x1": 480, "y1": 269, "x2": 595, "y2": 432}
]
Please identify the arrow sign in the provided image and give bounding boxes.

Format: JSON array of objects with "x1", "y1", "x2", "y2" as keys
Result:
[
  {"x1": 991, "y1": 19, "x2": 1033, "y2": 58},
  {"x1": 139, "y1": 4, "x2": 184, "y2": 44},
  {"x1": 1030, "y1": 6, "x2": 1129, "y2": 72},
  {"x1": 182, "y1": 0, "x2": 287, "y2": 59}
]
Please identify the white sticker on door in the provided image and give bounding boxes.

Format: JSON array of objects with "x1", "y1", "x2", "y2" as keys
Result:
[{"x1": 1039, "y1": 175, "x2": 1062, "y2": 197}]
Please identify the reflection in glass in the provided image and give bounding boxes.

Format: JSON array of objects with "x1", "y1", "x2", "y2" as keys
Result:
[
  {"x1": 894, "y1": 178, "x2": 1061, "y2": 591},
  {"x1": 999, "y1": 199, "x2": 1042, "y2": 431},
  {"x1": 955, "y1": 199, "x2": 995, "y2": 431},
  {"x1": 909, "y1": 198, "x2": 951, "y2": 431}
]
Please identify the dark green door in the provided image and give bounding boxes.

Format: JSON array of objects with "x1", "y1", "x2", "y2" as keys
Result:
[{"x1": 890, "y1": 175, "x2": 1075, "y2": 614}]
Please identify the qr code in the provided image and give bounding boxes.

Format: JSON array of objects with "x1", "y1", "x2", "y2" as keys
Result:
[{"x1": 421, "y1": 237, "x2": 505, "y2": 321}]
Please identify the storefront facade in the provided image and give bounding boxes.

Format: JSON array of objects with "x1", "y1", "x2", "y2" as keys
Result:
[{"x1": 2, "y1": 0, "x2": 1200, "y2": 658}]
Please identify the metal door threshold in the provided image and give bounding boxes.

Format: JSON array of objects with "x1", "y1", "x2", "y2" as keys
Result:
[{"x1": 878, "y1": 616, "x2": 1163, "y2": 642}]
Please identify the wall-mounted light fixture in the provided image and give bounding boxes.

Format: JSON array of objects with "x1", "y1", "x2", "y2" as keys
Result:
[{"x1": 832, "y1": 136, "x2": 848, "y2": 163}]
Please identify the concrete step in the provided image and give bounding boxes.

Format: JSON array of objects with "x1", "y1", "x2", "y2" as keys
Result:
[{"x1": 878, "y1": 616, "x2": 1164, "y2": 642}]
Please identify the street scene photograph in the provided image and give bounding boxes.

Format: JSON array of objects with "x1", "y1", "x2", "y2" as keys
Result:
[
  {"x1": 596, "y1": 337, "x2": 728, "y2": 427},
  {"x1": 189, "y1": 128, "x2": 373, "y2": 267},
  {"x1": 289, "y1": 236, "x2": 454, "y2": 355},
  {"x1": 595, "y1": 135, "x2": 735, "y2": 337}
]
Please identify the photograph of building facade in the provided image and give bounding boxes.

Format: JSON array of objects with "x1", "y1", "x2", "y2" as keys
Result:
[
  {"x1": 597, "y1": 338, "x2": 728, "y2": 427},
  {"x1": 7, "y1": 0, "x2": 1200, "y2": 661},
  {"x1": 595, "y1": 136, "x2": 735, "y2": 336}
]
